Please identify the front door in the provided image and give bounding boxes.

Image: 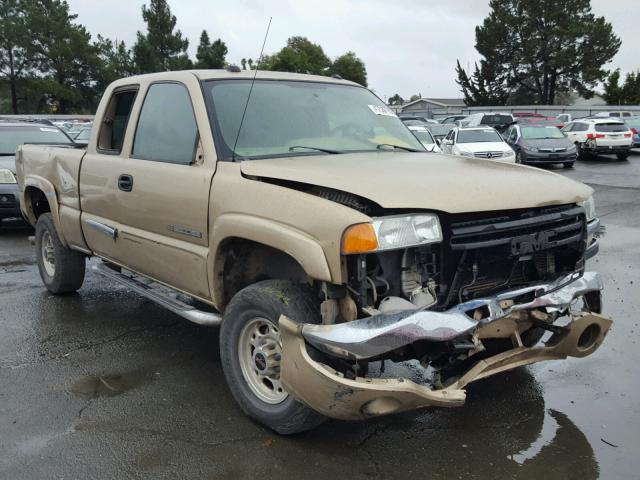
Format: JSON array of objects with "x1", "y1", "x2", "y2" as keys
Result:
[{"x1": 81, "y1": 78, "x2": 215, "y2": 299}]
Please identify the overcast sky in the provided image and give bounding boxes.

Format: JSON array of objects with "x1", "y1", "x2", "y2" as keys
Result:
[{"x1": 67, "y1": 0, "x2": 638, "y2": 101}]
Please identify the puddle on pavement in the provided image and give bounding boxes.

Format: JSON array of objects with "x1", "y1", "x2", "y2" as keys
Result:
[{"x1": 70, "y1": 371, "x2": 148, "y2": 398}]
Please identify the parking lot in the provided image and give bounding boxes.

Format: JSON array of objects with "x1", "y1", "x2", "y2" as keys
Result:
[{"x1": 1, "y1": 152, "x2": 639, "y2": 479}]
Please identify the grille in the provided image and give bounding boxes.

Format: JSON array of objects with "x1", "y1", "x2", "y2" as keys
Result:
[
  {"x1": 437, "y1": 205, "x2": 586, "y2": 306},
  {"x1": 0, "y1": 194, "x2": 17, "y2": 207},
  {"x1": 539, "y1": 147, "x2": 567, "y2": 153},
  {"x1": 448, "y1": 205, "x2": 585, "y2": 253},
  {"x1": 474, "y1": 151, "x2": 504, "y2": 159}
]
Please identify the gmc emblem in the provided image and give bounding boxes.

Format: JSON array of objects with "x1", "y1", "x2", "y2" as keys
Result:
[{"x1": 510, "y1": 231, "x2": 554, "y2": 255}]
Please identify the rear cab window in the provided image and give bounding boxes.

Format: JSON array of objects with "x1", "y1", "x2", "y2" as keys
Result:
[
  {"x1": 98, "y1": 88, "x2": 137, "y2": 153},
  {"x1": 480, "y1": 114, "x2": 513, "y2": 126}
]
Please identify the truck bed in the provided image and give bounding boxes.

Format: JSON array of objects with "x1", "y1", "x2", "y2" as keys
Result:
[{"x1": 15, "y1": 144, "x2": 87, "y2": 250}]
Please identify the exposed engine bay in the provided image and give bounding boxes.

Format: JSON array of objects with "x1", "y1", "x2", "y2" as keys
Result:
[{"x1": 305, "y1": 187, "x2": 597, "y2": 388}]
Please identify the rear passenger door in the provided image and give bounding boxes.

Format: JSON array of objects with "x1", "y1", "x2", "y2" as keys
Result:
[{"x1": 81, "y1": 78, "x2": 216, "y2": 299}]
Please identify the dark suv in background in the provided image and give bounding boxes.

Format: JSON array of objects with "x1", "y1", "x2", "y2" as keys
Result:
[{"x1": 503, "y1": 123, "x2": 577, "y2": 168}]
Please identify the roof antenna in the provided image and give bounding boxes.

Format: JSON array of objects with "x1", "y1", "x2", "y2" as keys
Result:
[{"x1": 232, "y1": 17, "x2": 272, "y2": 162}]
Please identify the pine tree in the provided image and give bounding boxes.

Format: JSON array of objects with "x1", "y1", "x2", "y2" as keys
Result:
[
  {"x1": 133, "y1": 0, "x2": 191, "y2": 73},
  {"x1": 195, "y1": 30, "x2": 227, "y2": 69}
]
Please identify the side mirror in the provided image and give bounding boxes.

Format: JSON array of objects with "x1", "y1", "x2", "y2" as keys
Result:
[
  {"x1": 425, "y1": 144, "x2": 436, "y2": 152},
  {"x1": 443, "y1": 139, "x2": 453, "y2": 145}
]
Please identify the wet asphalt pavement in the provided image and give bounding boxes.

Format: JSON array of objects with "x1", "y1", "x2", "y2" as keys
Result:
[{"x1": 1, "y1": 154, "x2": 639, "y2": 479}]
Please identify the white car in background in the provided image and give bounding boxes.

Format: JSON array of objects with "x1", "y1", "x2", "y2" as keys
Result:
[
  {"x1": 440, "y1": 127, "x2": 516, "y2": 162},
  {"x1": 562, "y1": 118, "x2": 633, "y2": 160},
  {"x1": 407, "y1": 125, "x2": 441, "y2": 152}
]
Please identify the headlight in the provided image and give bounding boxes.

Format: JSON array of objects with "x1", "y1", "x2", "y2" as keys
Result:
[
  {"x1": 503, "y1": 150, "x2": 515, "y2": 157},
  {"x1": 0, "y1": 169, "x2": 16, "y2": 184},
  {"x1": 342, "y1": 214, "x2": 443, "y2": 254},
  {"x1": 579, "y1": 196, "x2": 596, "y2": 221},
  {"x1": 567, "y1": 144, "x2": 577, "y2": 152},
  {"x1": 522, "y1": 145, "x2": 538, "y2": 152},
  {"x1": 459, "y1": 151, "x2": 473, "y2": 157}
]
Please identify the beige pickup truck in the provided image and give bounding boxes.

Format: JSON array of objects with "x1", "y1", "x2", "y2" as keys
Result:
[{"x1": 16, "y1": 69, "x2": 610, "y2": 434}]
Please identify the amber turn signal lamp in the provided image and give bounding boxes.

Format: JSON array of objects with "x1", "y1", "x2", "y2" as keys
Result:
[{"x1": 342, "y1": 223, "x2": 378, "y2": 254}]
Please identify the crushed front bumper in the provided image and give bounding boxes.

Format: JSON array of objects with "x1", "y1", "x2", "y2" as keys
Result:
[{"x1": 279, "y1": 271, "x2": 612, "y2": 420}]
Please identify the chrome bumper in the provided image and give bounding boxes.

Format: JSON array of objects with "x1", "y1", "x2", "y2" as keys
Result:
[{"x1": 301, "y1": 271, "x2": 604, "y2": 360}]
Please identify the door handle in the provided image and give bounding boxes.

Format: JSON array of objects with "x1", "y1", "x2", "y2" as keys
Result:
[{"x1": 118, "y1": 174, "x2": 133, "y2": 192}]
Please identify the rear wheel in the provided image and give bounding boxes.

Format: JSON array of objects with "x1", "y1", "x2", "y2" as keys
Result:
[
  {"x1": 515, "y1": 151, "x2": 523, "y2": 164},
  {"x1": 576, "y1": 142, "x2": 586, "y2": 160},
  {"x1": 35, "y1": 213, "x2": 85, "y2": 294},
  {"x1": 220, "y1": 280, "x2": 326, "y2": 434},
  {"x1": 616, "y1": 152, "x2": 629, "y2": 161}
]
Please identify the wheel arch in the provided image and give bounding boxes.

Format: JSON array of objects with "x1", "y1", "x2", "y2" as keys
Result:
[
  {"x1": 21, "y1": 176, "x2": 67, "y2": 246},
  {"x1": 209, "y1": 214, "x2": 332, "y2": 310}
]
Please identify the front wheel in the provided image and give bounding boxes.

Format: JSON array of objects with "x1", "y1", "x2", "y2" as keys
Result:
[
  {"x1": 35, "y1": 213, "x2": 86, "y2": 294},
  {"x1": 220, "y1": 280, "x2": 326, "y2": 434}
]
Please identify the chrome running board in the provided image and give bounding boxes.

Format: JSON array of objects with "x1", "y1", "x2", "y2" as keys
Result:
[{"x1": 92, "y1": 263, "x2": 222, "y2": 326}]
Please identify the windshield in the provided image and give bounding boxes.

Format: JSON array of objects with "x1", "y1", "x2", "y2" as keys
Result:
[
  {"x1": 457, "y1": 129, "x2": 502, "y2": 143},
  {"x1": 204, "y1": 79, "x2": 424, "y2": 159},
  {"x1": 0, "y1": 126, "x2": 70, "y2": 154},
  {"x1": 595, "y1": 123, "x2": 627, "y2": 132},
  {"x1": 411, "y1": 129, "x2": 435, "y2": 144},
  {"x1": 521, "y1": 126, "x2": 565, "y2": 139}
]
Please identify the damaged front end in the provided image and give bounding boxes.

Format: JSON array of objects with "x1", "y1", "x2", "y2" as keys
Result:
[{"x1": 279, "y1": 271, "x2": 612, "y2": 420}]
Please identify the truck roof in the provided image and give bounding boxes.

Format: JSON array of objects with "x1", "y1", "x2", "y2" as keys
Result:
[{"x1": 112, "y1": 69, "x2": 361, "y2": 87}]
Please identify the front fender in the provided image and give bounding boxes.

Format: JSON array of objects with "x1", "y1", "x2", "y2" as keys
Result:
[{"x1": 208, "y1": 213, "x2": 332, "y2": 306}]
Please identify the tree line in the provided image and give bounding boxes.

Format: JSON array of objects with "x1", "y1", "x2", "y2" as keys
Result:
[
  {"x1": 454, "y1": 0, "x2": 627, "y2": 106},
  {"x1": 0, "y1": 0, "x2": 368, "y2": 114}
]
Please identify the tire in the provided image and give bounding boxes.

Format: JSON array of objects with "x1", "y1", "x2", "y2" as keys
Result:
[
  {"x1": 563, "y1": 162, "x2": 574, "y2": 169},
  {"x1": 616, "y1": 153, "x2": 629, "y2": 161},
  {"x1": 575, "y1": 142, "x2": 586, "y2": 160},
  {"x1": 35, "y1": 213, "x2": 85, "y2": 294},
  {"x1": 220, "y1": 280, "x2": 326, "y2": 434}
]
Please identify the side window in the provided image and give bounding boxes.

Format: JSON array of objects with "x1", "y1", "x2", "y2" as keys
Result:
[
  {"x1": 132, "y1": 83, "x2": 198, "y2": 164},
  {"x1": 98, "y1": 89, "x2": 137, "y2": 152}
]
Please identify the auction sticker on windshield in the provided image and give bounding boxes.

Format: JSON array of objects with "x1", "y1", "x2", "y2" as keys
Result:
[{"x1": 368, "y1": 105, "x2": 397, "y2": 117}]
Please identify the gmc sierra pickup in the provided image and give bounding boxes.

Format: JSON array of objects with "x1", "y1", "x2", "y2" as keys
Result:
[{"x1": 16, "y1": 69, "x2": 609, "y2": 434}]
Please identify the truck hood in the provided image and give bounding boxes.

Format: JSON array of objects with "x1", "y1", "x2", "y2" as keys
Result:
[{"x1": 239, "y1": 152, "x2": 592, "y2": 213}]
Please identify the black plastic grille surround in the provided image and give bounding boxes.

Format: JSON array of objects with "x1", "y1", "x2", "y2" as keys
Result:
[{"x1": 447, "y1": 204, "x2": 585, "y2": 254}]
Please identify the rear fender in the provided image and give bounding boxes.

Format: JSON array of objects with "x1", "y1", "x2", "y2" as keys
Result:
[{"x1": 21, "y1": 175, "x2": 67, "y2": 246}]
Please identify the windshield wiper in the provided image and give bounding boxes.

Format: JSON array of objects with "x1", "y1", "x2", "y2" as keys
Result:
[
  {"x1": 376, "y1": 143, "x2": 420, "y2": 152},
  {"x1": 289, "y1": 145, "x2": 342, "y2": 154}
]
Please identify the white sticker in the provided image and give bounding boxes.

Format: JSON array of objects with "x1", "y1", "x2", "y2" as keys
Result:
[
  {"x1": 368, "y1": 105, "x2": 397, "y2": 117},
  {"x1": 39, "y1": 127, "x2": 59, "y2": 132}
]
